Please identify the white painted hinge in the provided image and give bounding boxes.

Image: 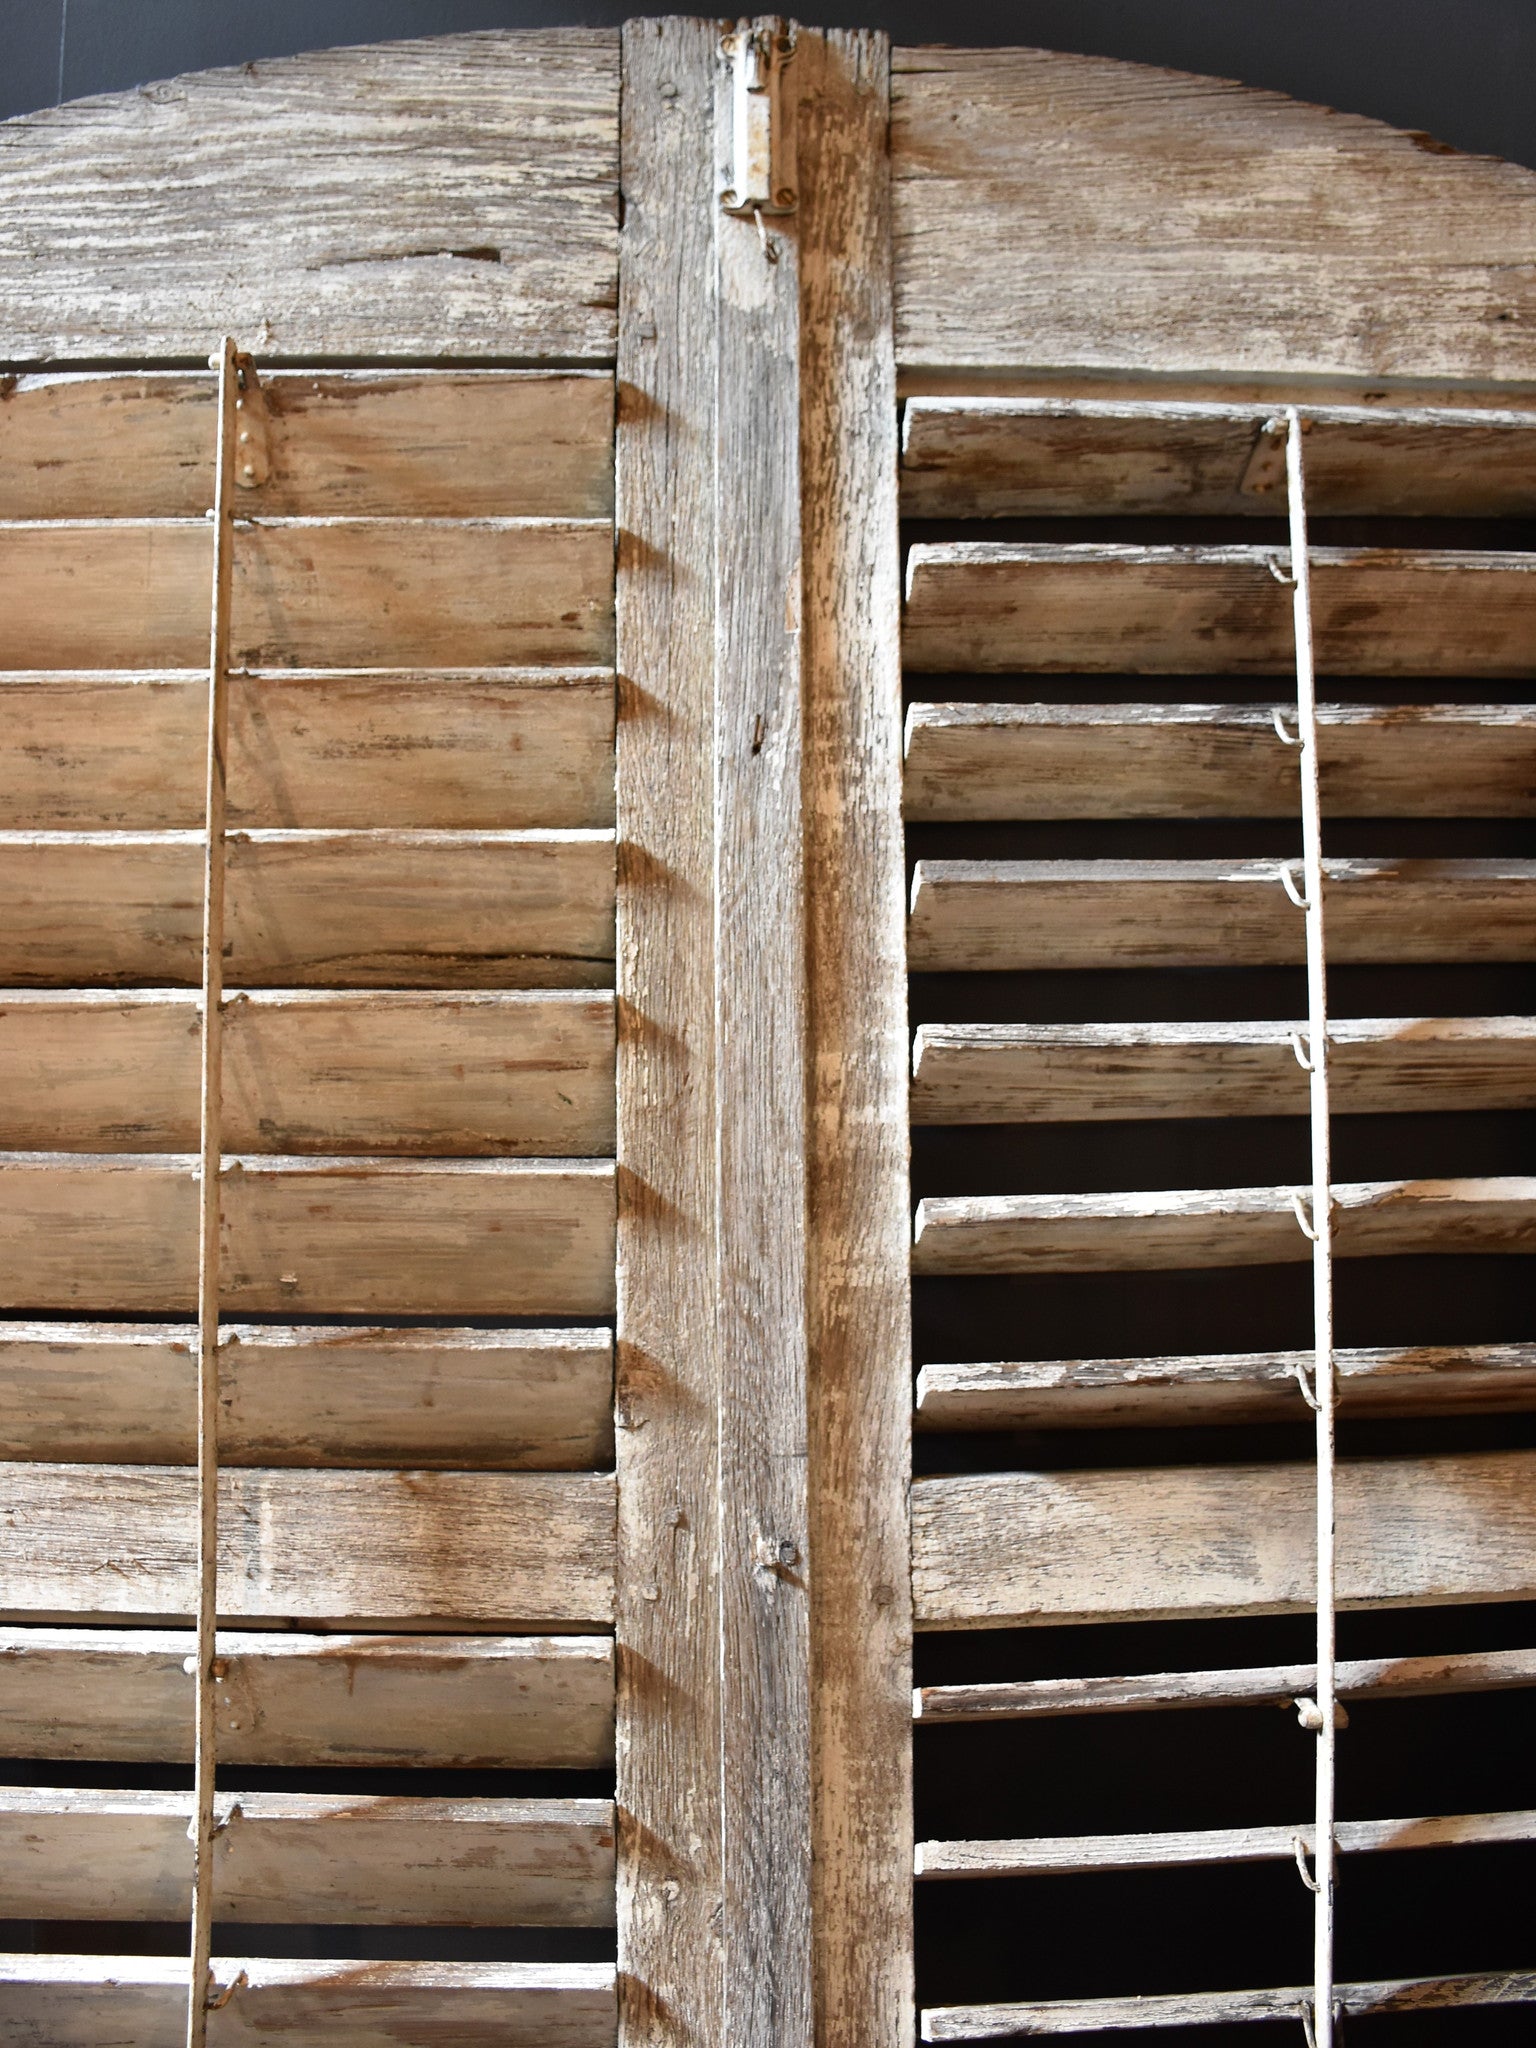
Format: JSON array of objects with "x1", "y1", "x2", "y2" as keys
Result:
[{"x1": 719, "y1": 20, "x2": 796, "y2": 218}]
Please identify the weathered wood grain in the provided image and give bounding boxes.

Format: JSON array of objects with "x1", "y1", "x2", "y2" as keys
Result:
[
  {"x1": 0, "y1": 370, "x2": 614, "y2": 519},
  {"x1": 0, "y1": 1957, "x2": 618, "y2": 2048},
  {"x1": 0, "y1": 1464, "x2": 615, "y2": 1625},
  {"x1": 614, "y1": 26, "x2": 726, "y2": 2044},
  {"x1": 0, "y1": 1628, "x2": 614, "y2": 1765},
  {"x1": 0, "y1": 518, "x2": 614, "y2": 669},
  {"x1": 902, "y1": 544, "x2": 1536, "y2": 676},
  {"x1": 0, "y1": 668, "x2": 617, "y2": 830},
  {"x1": 711, "y1": 25, "x2": 814, "y2": 2045},
  {"x1": 0, "y1": 829, "x2": 615, "y2": 987},
  {"x1": 0, "y1": 32, "x2": 619, "y2": 362},
  {"x1": 922, "y1": 1972, "x2": 1536, "y2": 2043},
  {"x1": 916, "y1": 1342, "x2": 1536, "y2": 1430},
  {"x1": 916, "y1": 1809, "x2": 1536, "y2": 1880},
  {"x1": 798, "y1": 31, "x2": 916, "y2": 2048},
  {"x1": 914, "y1": 1646, "x2": 1536, "y2": 1724},
  {"x1": 913, "y1": 1175, "x2": 1536, "y2": 1275},
  {"x1": 0, "y1": 1788, "x2": 614, "y2": 1924},
  {"x1": 0, "y1": 1322, "x2": 614, "y2": 1467},
  {"x1": 0, "y1": 1155, "x2": 615, "y2": 1315},
  {"x1": 907, "y1": 859, "x2": 1536, "y2": 973},
  {"x1": 910, "y1": 1016, "x2": 1536, "y2": 1125},
  {"x1": 902, "y1": 703, "x2": 1536, "y2": 822},
  {"x1": 900, "y1": 397, "x2": 1536, "y2": 519},
  {"x1": 911, "y1": 1450, "x2": 1536, "y2": 1628},
  {"x1": 0, "y1": 989, "x2": 615, "y2": 1153},
  {"x1": 891, "y1": 47, "x2": 1536, "y2": 382}
]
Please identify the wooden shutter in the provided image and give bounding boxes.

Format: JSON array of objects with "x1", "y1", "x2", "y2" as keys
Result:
[{"x1": 0, "y1": 20, "x2": 1533, "y2": 2047}]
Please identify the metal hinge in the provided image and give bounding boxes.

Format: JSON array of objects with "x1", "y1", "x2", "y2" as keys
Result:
[
  {"x1": 231, "y1": 350, "x2": 270, "y2": 490},
  {"x1": 720, "y1": 21, "x2": 796, "y2": 218}
]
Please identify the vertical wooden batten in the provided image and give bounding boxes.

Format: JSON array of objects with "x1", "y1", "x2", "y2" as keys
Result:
[
  {"x1": 616, "y1": 19, "x2": 726, "y2": 2048},
  {"x1": 615, "y1": 19, "x2": 909, "y2": 2047},
  {"x1": 797, "y1": 30, "x2": 913, "y2": 2048}
]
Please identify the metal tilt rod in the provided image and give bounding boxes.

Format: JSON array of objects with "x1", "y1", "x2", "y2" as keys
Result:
[
  {"x1": 1280, "y1": 409, "x2": 1338, "y2": 2048},
  {"x1": 186, "y1": 336, "x2": 240, "y2": 2047}
]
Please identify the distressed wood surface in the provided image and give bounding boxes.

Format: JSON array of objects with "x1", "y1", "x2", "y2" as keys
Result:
[
  {"x1": 0, "y1": 1154, "x2": 616, "y2": 1315},
  {"x1": 907, "y1": 859, "x2": 1536, "y2": 973},
  {"x1": 0, "y1": 1788, "x2": 614, "y2": 1924},
  {"x1": 914, "y1": 1646, "x2": 1536, "y2": 1724},
  {"x1": 902, "y1": 703, "x2": 1536, "y2": 823},
  {"x1": 711, "y1": 26, "x2": 814, "y2": 2046},
  {"x1": 0, "y1": 989, "x2": 615, "y2": 1154},
  {"x1": 903, "y1": 544, "x2": 1536, "y2": 676},
  {"x1": 0, "y1": 1464, "x2": 616, "y2": 1625},
  {"x1": 0, "y1": 1957, "x2": 618, "y2": 2048},
  {"x1": 0, "y1": 1322, "x2": 614, "y2": 1467},
  {"x1": 0, "y1": 1628, "x2": 614, "y2": 1765},
  {"x1": 0, "y1": 370, "x2": 614, "y2": 519},
  {"x1": 0, "y1": 829, "x2": 615, "y2": 987},
  {"x1": 916, "y1": 1809, "x2": 1536, "y2": 1880},
  {"x1": 900, "y1": 397, "x2": 1536, "y2": 519},
  {"x1": 0, "y1": 669, "x2": 617, "y2": 831},
  {"x1": 0, "y1": 519, "x2": 614, "y2": 670},
  {"x1": 922, "y1": 1971, "x2": 1536, "y2": 2043},
  {"x1": 913, "y1": 1175, "x2": 1536, "y2": 1275},
  {"x1": 911, "y1": 1449, "x2": 1536, "y2": 1628},
  {"x1": 891, "y1": 46, "x2": 1536, "y2": 381},
  {"x1": 911, "y1": 1016, "x2": 1536, "y2": 1125},
  {"x1": 916, "y1": 1342, "x2": 1536, "y2": 1431},
  {"x1": 0, "y1": 32, "x2": 619, "y2": 362},
  {"x1": 614, "y1": 24, "x2": 725, "y2": 2046},
  {"x1": 798, "y1": 31, "x2": 916, "y2": 2048}
]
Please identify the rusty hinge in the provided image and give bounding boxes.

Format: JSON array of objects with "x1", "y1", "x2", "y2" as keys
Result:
[
  {"x1": 719, "y1": 21, "x2": 796, "y2": 219},
  {"x1": 231, "y1": 351, "x2": 270, "y2": 489}
]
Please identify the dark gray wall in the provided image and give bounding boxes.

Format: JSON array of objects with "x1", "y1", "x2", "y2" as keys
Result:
[{"x1": 1, "y1": 0, "x2": 1533, "y2": 169}]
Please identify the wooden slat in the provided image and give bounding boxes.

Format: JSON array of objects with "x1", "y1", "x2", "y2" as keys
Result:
[
  {"x1": 0, "y1": 829, "x2": 615, "y2": 988},
  {"x1": 0, "y1": 1322, "x2": 614, "y2": 1467},
  {"x1": 915, "y1": 1647, "x2": 1536, "y2": 1724},
  {"x1": 0, "y1": 370, "x2": 614, "y2": 519},
  {"x1": 0, "y1": 990, "x2": 615, "y2": 1153},
  {"x1": 0, "y1": 1465, "x2": 615, "y2": 1625},
  {"x1": 0, "y1": 1628, "x2": 614, "y2": 1765},
  {"x1": 0, "y1": 519, "x2": 614, "y2": 670},
  {"x1": 911, "y1": 1017, "x2": 1536, "y2": 1125},
  {"x1": 0, "y1": 1787, "x2": 614, "y2": 1924},
  {"x1": 916, "y1": 1343, "x2": 1536, "y2": 1431},
  {"x1": 0, "y1": 1957, "x2": 617, "y2": 2048},
  {"x1": 923, "y1": 1971, "x2": 1536, "y2": 2042},
  {"x1": 902, "y1": 703, "x2": 1536, "y2": 822},
  {"x1": 0, "y1": 1155, "x2": 615, "y2": 1315},
  {"x1": 890, "y1": 46, "x2": 1536, "y2": 382},
  {"x1": 907, "y1": 859, "x2": 1536, "y2": 973},
  {"x1": 911, "y1": 1450, "x2": 1536, "y2": 1629},
  {"x1": 913, "y1": 1176, "x2": 1536, "y2": 1276},
  {"x1": 916, "y1": 1809, "x2": 1536, "y2": 1880},
  {"x1": 900, "y1": 398, "x2": 1536, "y2": 519},
  {"x1": 901, "y1": 545, "x2": 1536, "y2": 675},
  {"x1": 0, "y1": 31, "x2": 619, "y2": 362},
  {"x1": 0, "y1": 669, "x2": 617, "y2": 831}
]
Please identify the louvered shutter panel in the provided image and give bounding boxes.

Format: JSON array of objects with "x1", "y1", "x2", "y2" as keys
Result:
[{"x1": 0, "y1": 21, "x2": 1532, "y2": 2047}]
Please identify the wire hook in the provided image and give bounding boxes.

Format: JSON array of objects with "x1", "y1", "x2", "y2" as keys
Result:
[
  {"x1": 1273, "y1": 707, "x2": 1301, "y2": 746},
  {"x1": 1280, "y1": 861, "x2": 1311, "y2": 911},
  {"x1": 1293, "y1": 1832, "x2": 1322, "y2": 1894},
  {"x1": 1290, "y1": 1030, "x2": 1313, "y2": 1072},
  {"x1": 1292, "y1": 1358, "x2": 1321, "y2": 1411}
]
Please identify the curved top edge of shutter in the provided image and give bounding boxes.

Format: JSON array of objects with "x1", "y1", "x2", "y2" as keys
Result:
[
  {"x1": 0, "y1": 29, "x2": 620, "y2": 367},
  {"x1": 892, "y1": 42, "x2": 1536, "y2": 391}
]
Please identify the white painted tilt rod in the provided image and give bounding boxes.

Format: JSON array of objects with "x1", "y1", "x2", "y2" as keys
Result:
[
  {"x1": 1278, "y1": 407, "x2": 1340, "y2": 2048},
  {"x1": 185, "y1": 337, "x2": 240, "y2": 2048}
]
